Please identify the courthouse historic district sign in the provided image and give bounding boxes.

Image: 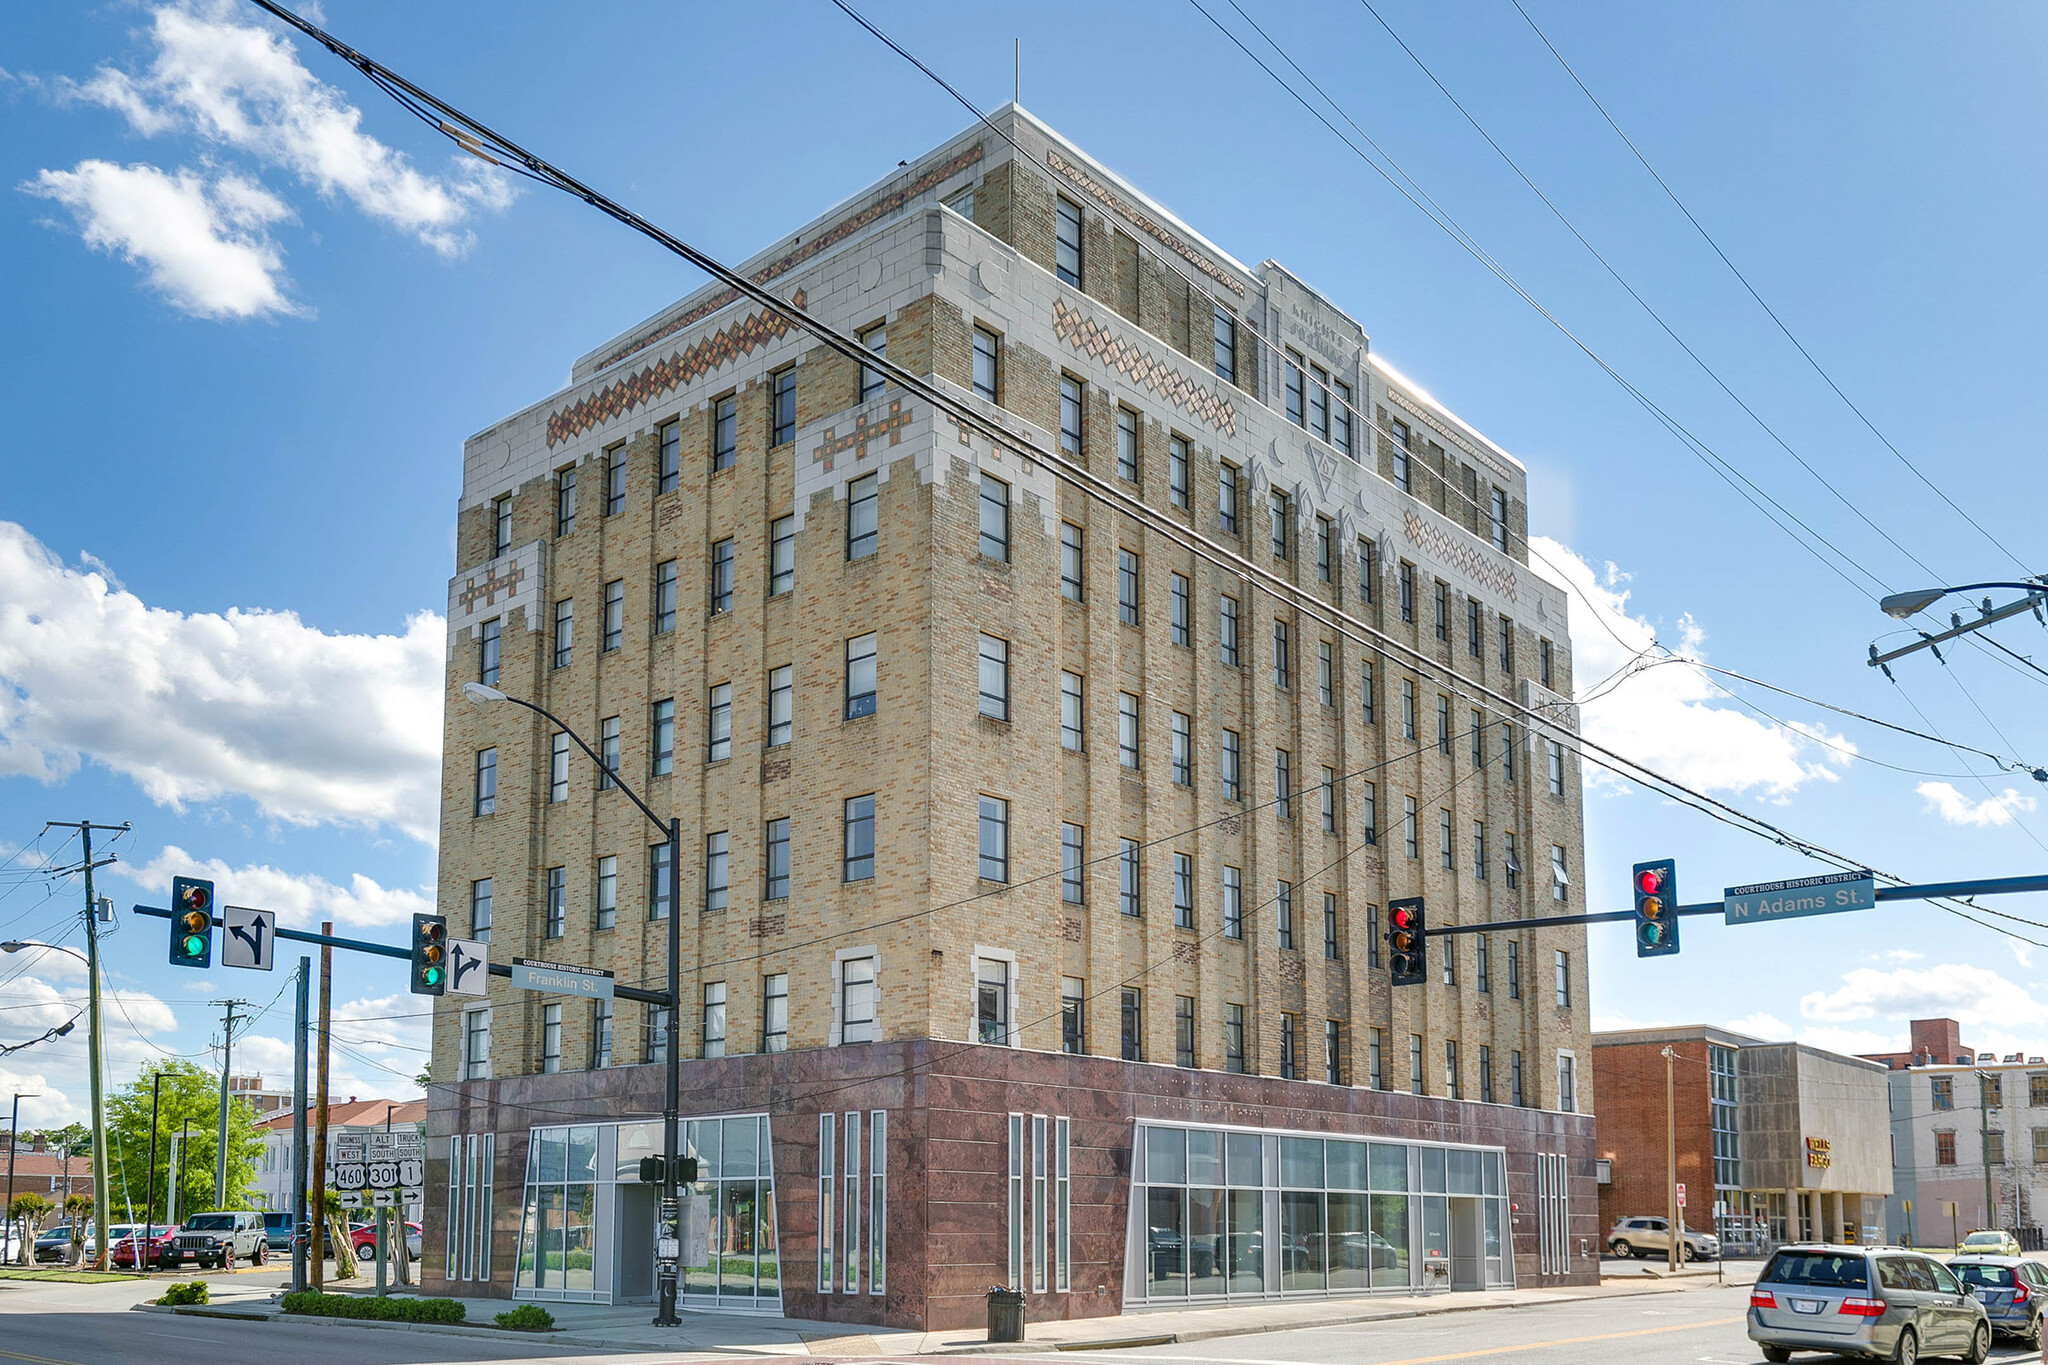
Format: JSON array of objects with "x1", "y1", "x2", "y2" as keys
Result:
[
  {"x1": 329, "y1": 1131, "x2": 426, "y2": 1210},
  {"x1": 510, "y1": 956, "x2": 615, "y2": 999},
  {"x1": 1723, "y1": 870, "x2": 1876, "y2": 925}
]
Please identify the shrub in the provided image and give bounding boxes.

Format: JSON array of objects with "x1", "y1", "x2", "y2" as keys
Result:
[
  {"x1": 494, "y1": 1303, "x2": 555, "y2": 1331},
  {"x1": 279, "y1": 1291, "x2": 465, "y2": 1324},
  {"x1": 158, "y1": 1281, "x2": 209, "y2": 1307}
]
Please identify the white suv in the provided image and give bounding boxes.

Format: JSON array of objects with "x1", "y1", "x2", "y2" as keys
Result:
[
  {"x1": 170, "y1": 1211, "x2": 267, "y2": 1269},
  {"x1": 1608, "y1": 1215, "x2": 1720, "y2": 1261}
]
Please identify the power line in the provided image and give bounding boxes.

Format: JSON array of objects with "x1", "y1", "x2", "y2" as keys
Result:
[
  {"x1": 248, "y1": 0, "x2": 2048, "y2": 1049},
  {"x1": 1345, "y1": 0, "x2": 1945, "y2": 588},
  {"x1": 1507, "y1": 0, "x2": 2031, "y2": 578}
]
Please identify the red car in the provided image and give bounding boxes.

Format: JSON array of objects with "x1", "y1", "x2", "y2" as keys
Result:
[
  {"x1": 110, "y1": 1225, "x2": 179, "y2": 1269},
  {"x1": 348, "y1": 1221, "x2": 421, "y2": 1257}
]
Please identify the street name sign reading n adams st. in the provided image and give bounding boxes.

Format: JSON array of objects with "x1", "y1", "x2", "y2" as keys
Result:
[
  {"x1": 1724, "y1": 870, "x2": 1876, "y2": 926},
  {"x1": 510, "y1": 956, "x2": 614, "y2": 999}
]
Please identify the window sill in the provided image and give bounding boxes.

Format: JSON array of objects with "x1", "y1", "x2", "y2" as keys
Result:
[
  {"x1": 844, "y1": 707, "x2": 877, "y2": 724},
  {"x1": 705, "y1": 756, "x2": 732, "y2": 769},
  {"x1": 978, "y1": 712, "x2": 1011, "y2": 727}
]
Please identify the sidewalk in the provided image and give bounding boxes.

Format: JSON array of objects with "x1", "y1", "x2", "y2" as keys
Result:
[{"x1": 139, "y1": 1266, "x2": 1752, "y2": 1357}]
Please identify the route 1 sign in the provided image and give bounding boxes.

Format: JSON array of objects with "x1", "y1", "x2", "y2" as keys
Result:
[{"x1": 219, "y1": 905, "x2": 275, "y2": 971}]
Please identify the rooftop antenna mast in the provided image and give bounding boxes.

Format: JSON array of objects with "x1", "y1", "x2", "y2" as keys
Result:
[{"x1": 1014, "y1": 38, "x2": 1020, "y2": 105}]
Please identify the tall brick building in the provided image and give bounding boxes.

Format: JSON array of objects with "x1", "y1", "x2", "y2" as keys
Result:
[{"x1": 426, "y1": 107, "x2": 1597, "y2": 1329}]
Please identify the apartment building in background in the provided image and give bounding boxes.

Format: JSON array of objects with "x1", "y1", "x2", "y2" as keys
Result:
[
  {"x1": 426, "y1": 106, "x2": 1596, "y2": 1329},
  {"x1": 1868, "y1": 1018, "x2": 2048, "y2": 1246},
  {"x1": 252, "y1": 1098, "x2": 426, "y2": 1219}
]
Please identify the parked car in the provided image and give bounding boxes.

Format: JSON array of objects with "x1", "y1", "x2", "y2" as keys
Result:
[
  {"x1": 1950, "y1": 1255, "x2": 2046, "y2": 1348},
  {"x1": 348, "y1": 1220, "x2": 422, "y2": 1259},
  {"x1": 1749, "y1": 1243, "x2": 1989, "y2": 1365},
  {"x1": 33, "y1": 1224, "x2": 76, "y2": 1263},
  {"x1": 109, "y1": 1225, "x2": 179, "y2": 1269},
  {"x1": 1954, "y1": 1229, "x2": 2023, "y2": 1257},
  {"x1": 1606, "y1": 1215, "x2": 1719, "y2": 1261},
  {"x1": 169, "y1": 1211, "x2": 267, "y2": 1269},
  {"x1": 260, "y1": 1212, "x2": 294, "y2": 1251}
]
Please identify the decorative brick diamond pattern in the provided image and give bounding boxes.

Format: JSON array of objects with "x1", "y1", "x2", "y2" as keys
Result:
[
  {"x1": 547, "y1": 294, "x2": 806, "y2": 447},
  {"x1": 456, "y1": 562, "x2": 524, "y2": 615},
  {"x1": 1046, "y1": 149, "x2": 1244, "y2": 298},
  {"x1": 1403, "y1": 509, "x2": 1519, "y2": 603},
  {"x1": 816, "y1": 399, "x2": 911, "y2": 472},
  {"x1": 1053, "y1": 300, "x2": 1238, "y2": 435},
  {"x1": 596, "y1": 144, "x2": 985, "y2": 371}
]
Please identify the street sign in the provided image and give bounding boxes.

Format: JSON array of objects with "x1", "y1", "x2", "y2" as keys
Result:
[
  {"x1": 330, "y1": 1132, "x2": 422, "y2": 1204},
  {"x1": 337, "y1": 1191, "x2": 363, "y2": 1210},
  {"x1": 219, "y1": 905, "x2": 275, "y2": 971},
  {"x1": 511, "y1": 956, "x2": 615, "y2": 999},
  {"x1": 1676, "y1": 1183, "x2": 1687, "y2": 1208},
  {"x1": 448, "y1": 938, "x2": 489, "y2": 996},
  {"x1": 1724, "y1": 870, "x2": 1876, "y2": 925},
  {"x1": 371, "y1": 1189, "x2": 396, "y2": 1209}
]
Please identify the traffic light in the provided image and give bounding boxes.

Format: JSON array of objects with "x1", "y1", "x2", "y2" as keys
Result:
[
  {"x1": 1633, "y1": 859, "x2": 1680, "y2": 958},
  {"x1": 409, "y1": 913, "x2": 448, "y2": 995},
  {"x1": 168, "y1": 876, "x2": 214, "y2": 968},
  {"x1": 1387, "y1": 896, "x2": 1427, "y2": 986},
  {"x1": 637, "y1": 1155, "x2": 700, "y2": 1184}
]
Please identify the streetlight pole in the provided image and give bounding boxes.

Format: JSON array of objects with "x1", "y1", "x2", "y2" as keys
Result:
[
  {"x1": 1976, "y1": 1070, "x2": 1998, "y2": 1234},
  {"x1": 5, "y1": 1092, "x2": 37, "y2": 1265},
  {"x1": 462, "y1": 682, "x2": 684, "y2": 1326},
  {"x1": 1870, "y1": 580, "x2": 2048, "y2": 672},
  {"x1": 1662, "y1": 1045, "x2": 1678, "y2": 1272}
]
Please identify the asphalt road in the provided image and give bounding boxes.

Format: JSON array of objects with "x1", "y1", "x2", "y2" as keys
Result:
[{"x1": 996, "y1": 1285, "x2": 2046, "y2": 1365}]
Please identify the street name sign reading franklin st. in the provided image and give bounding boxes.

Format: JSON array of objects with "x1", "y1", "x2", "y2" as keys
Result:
[
  {"x1": 510, "y1": 956, "x2": 615, "y2": 999},
  {"x1": 1723, "y1": 870, "x2": 1876, "y2": 926}
]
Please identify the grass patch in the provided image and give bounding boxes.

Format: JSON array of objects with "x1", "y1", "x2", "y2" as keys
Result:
[
  {"x1": 0, "y1": 1267, "x2": 135, "y2": 1284},
  {"x1": 280, "y1": 1290, "x2": 465, "y2": 1324}
]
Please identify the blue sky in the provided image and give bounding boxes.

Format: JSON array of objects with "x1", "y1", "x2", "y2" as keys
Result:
[{"x1": 2, "y1": 0, "x2": 2046, "y2": 1132}]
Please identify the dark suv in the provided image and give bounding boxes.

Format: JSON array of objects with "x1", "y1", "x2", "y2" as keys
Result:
[
  {"x1": 170, "y1": 1211, "x2": 267, "y2": 1269},
  {"x1": 1749, "y1": 1243, "x2": 1989, "y2": 1364}
]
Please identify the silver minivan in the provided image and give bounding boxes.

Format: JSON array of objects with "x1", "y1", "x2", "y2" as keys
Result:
[{"x1": 1748, "y1": 1244, "x2": 1989, "y2": 1364}]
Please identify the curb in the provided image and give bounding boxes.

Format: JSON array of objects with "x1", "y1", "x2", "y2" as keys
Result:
[
  {"x1": 922, "y1": 1282, "x2": 1697, "y2": 1355},
  {"x1": 133, "y1": 1299, "x2": 806, "y2": 1355}
]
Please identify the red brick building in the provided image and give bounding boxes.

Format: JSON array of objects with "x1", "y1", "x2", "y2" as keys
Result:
[
  {"x1": 1592, "y1": 1028, "x2": 1726, "y2": 1240},
  {"x1": 1858, "y1": 1018, "x2": 1973, "y2": 1072}
]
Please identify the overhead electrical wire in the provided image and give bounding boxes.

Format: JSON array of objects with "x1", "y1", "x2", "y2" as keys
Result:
[
  {"x1": 1508, "y1": 0, "x2": 2032, "y2": 578},
  {"x1": 241, "y1": 0, "x2": 2048, "y2": 1048}
]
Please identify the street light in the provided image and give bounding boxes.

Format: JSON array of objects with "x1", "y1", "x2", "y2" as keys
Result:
[
  {"x1": 4, "y1": 1093, "x2": 38, "y2": 1266},
  {"x1": 463, "y1": 681, "x2": 686, "y2": 1326},
  {"x1": 1880, "y1": 581, "x2": 2043, "y2": 620}
]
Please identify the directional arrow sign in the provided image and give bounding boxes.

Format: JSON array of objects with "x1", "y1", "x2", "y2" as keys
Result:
[
  {"x1": 219, "y1": 905, "x2": 275, "y2": 971},
  {"x1": 448, "y1": 938, "x2": 489, "y2": 996}
]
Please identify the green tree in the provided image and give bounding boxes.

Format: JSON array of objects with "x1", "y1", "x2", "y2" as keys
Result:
[
  {"x1": 103, "y1": 1060, "x2": 264, "y2": 1222},
  {"x1": 8, "y1": 1190, "x2": 52, "y2": 1261},
  {"x1": 39, "y1": 1123, "x2": 90, "y2": 1158}
]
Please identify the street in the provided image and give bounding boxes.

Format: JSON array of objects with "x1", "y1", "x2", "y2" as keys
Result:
[
  {"x1": 0, "y1": 1280, "x2": 2042, "y2": 1365},
  {"x1": 1008, "y1": 1286, "x2": 2041, "y2": 1365}
]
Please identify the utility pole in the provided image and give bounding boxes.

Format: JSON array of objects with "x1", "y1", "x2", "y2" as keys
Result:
[
  {"x1": 290, "y1": 957, "x2": 310, "y2": 1293},
  {"x1": 1663, "y1": 1045, "x2": 1678, "y2": 1272},
  {"x1": 214, "y1": 999, "x2": 246, "y2": 1208},
  {"x1": 142, "y1": 1072, "x2": 161, "y2": 1277},
  {"x1": 1977, "y1": 1071, "x2": 1998, "y2": 1232},
  {"x1": 44, "y1": 819, "x2": 124, "y2": 1268},
  {"x1": 309, "y1": 922, "x2": 332, "y2": 1291}
]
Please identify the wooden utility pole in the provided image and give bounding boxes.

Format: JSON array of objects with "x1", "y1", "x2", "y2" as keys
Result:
[{"x1": 309, "y1": 922, "x2": 333, "y2": 1291}]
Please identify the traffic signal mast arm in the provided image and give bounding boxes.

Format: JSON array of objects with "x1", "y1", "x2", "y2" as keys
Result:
[
  {"x1": 1419, "y1": 870, "x2": 2048, "y2": 936},
  {"x1": 132, "y1": 905, "x2": 678, "y2": 1007}
]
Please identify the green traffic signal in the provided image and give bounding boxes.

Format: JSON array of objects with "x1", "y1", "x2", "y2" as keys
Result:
[
  {"x1": 410, "y1": 912, "x2": 449, "y2": 996},
  {"x1": 168, "y1": 875, "x2": 215, "y2": 968}
]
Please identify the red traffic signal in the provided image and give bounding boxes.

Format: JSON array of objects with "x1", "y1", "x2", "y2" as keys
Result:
[
  {"x1": 1634, "y1": 868, "x2": 1663, "y2": 896},
  {"x1": 1387, "y1": 896, "x2": 1427, "y2": 986}
]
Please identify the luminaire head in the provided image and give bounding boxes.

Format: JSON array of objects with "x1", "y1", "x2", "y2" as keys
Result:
[
  {"x1": 463, "y1": 682, "x2": 509, "y2": 706},
  {"x1": 1880, "y1": 587, "x2": 1948, "y2": 620}
]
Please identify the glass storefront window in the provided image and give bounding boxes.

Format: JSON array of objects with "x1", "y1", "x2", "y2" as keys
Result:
[
  {"x1": 515, "y1": 1114, "x2": 777, "y2": 1308},
  {"x1": 1132, "y1": 1122, "x2": 1511, "y2": 1303}
]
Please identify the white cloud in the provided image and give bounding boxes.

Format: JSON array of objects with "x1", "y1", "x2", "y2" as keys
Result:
[
  {"x1": 1800, "y1": 962, "x2": 2048, "y2": 1030},
  {"x1": 114, "y1": 846, "x2": 433, "y2": 930},
  {"x1": 1534, "y1": 536, "x2": 1855, "y2": 798},
  {"x1": 1722, "y1": 1012, "x2": 1792, "y2": 1040},
  {"x1": 1916, "y1": 780, "x2": 2038, "y2": 828},
  {"x1": 0, "y1": 522, "x2": 443, "y2": 842},
  {"x1": 22, "y1": 159, "x2": 297, "y2": 318},
  {"x1": 70, "y1": 1, "x2": 512, "y2": 256}
]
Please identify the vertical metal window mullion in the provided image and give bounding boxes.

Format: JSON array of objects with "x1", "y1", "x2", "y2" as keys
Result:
[
  {"x1": 844, "y1": 1112, "x2": 862, "y2": 1293},
  {"x1": 1007, "y1": 1113, "x2": 1025, "y2": 1289},
  {"x1": 818, "y1": 1114, "x2": 835, "y2": 1292},
  {"x1": 1054, "y1": 1117, "x2": 1071, "y2": 1291},
  {"x1": 869, "y1": 1110, "x2": 887, "y2": 1295},
  {"x1": 446, "y1": 1133, "x2": 463, "y2": 1278}
]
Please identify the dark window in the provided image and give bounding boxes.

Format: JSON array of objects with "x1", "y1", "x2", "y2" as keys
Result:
[
  {"x1": 1055, "y1": 197, "x2": 1083, "y2": 285},
  {"x1": 473, "y1": 748, "x2": 495, "y2": 816},
  {"x1": 769, "y1": 369, "x2": 796, "y2": 447},
  {"x1": 1117, "y1": 550, "x2": 1140, "y2": 625},
  {"x1": 1120, "y1": 988, "x2": 1142, "y2": 1061},
  {"x1": 710, "y1": 539, "x2": 734, "y2": 614},
  {"x1": 654, "y1": 560, "x2": 677, "y2": 633},
  {"x1": 478, "y1": 617, "x2": 500, "y2": 685},
  {"x1": 648, "y1": 842, "x2": 672, "y2": 920},
  {"x1": 552, "y1": 598, "x2": 573, "y2": 668},
  {"x1": 1116, "y1": 405, "x2": 1139, "y2": 481},
  {"x1": 492, "y1": 495, "x2": 512, "y2": 557},
  {"x1": 544, "y1": 866, "x2": 566, "y2": 938},
  {"x1": 847, "y1": 473, "x2": 879, "y2": 560},
  {"x1": 604, "y1": 444, "x2": 625, "y2": 515},
  {"x1": 859, "y1": 323, "x2": 887, "y2": 402},
  {"x1": 764, "y1": 817, "x2": 790, "y2": 900},
  {"x1": 1212, "y1": 307, "x2": 1236, "y2": 382},
  {"x1": 712, "y1": 393, "x2": 737, "y2": 470},
  {"x1": 1284, "y1": 350, "x2": 1305, "y2": 426},
  {"x1": 770, "y1": 515, "x2": 796, "y2": 594},
  {"x1": 657, "y1": 418, "x2": 679, "y2": 493},
  {"x1": 602, "y1": 579, "x2": 623, "y2": 652},
  {"x1": 555, "y1": 467, "x2": 576, "y2": 536},
  {"x1": 1059, "y1": 374, "x2": 1085, "y2": 455},
  {"x1": 978, "y1": 796, "x2": 1009, "y2": 882},
  {"x1": 979, "y1": 475, "x2": 1009, "y2": 561},
  {"x1": 844, "y1": 794, "x2": 875, "y2": 881},
  {"x1": 972, "y1": 327, "x2": 999, "y2": 402},
  {"x1": 1398, "y1": 563, "x2": 1415, "y2": 623},
  {"x1": 1175, "y1": 996, "x2": 1196, "y2": 1069}
]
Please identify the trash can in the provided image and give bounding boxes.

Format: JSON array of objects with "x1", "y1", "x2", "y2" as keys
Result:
[{"x1": 986, "y1": 1286, "x2": 1025, "y2": 1342}]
